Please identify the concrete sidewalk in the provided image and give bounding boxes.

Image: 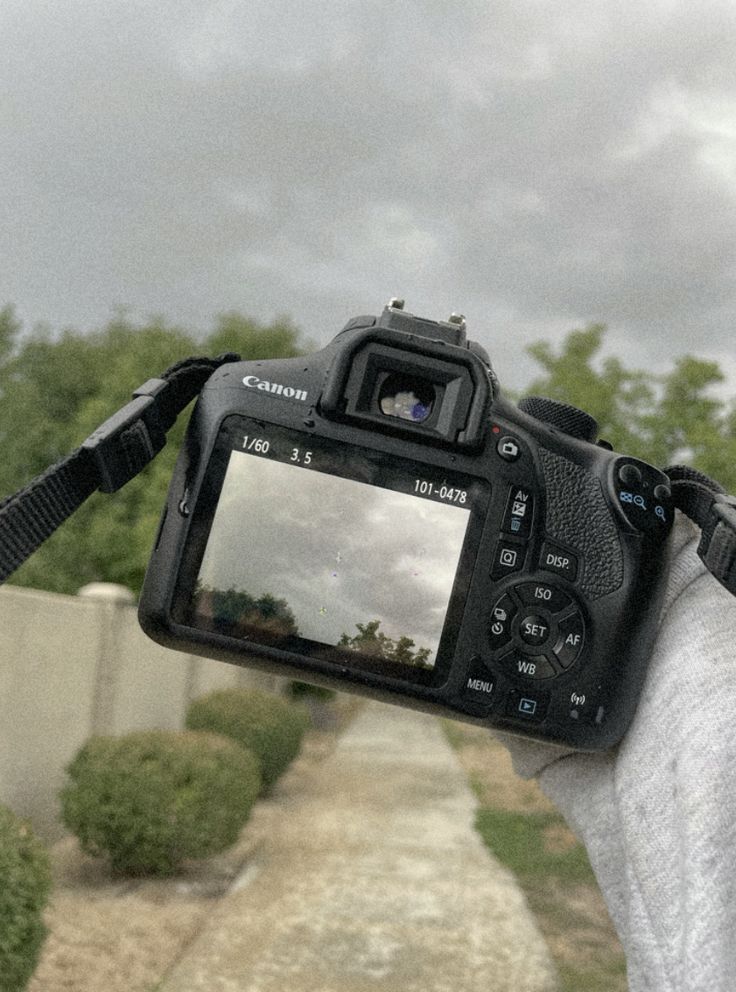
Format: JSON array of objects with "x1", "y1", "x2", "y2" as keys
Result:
[{"x1": 161, "y1": 702, "x2": 558, "y2": 992}]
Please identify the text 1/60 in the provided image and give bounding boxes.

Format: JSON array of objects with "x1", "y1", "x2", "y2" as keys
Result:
[{"x1": 242, "y1": 435, "x2": 270, "y2": 454}]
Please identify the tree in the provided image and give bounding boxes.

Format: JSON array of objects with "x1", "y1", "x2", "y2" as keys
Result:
[
  {"x1": 4, "y1": 310, "x2": 736, "y2": 596},
  {"x1": 1, "y1": 310, "x2": 306, "y2": 594},
  {"x1": 524, "y1": 324, "x2": 736, "y2": 491},
  {"x1": 194, "y1": 585, "x2": 299, "y2": 642},
  {"x1": 339, "y1": 620, "x2": 432, "y2": 668}
]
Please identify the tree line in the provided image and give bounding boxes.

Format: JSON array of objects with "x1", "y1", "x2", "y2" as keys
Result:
[{"x1": 1, "y1": 306, "x2": 735, "y2": 595}]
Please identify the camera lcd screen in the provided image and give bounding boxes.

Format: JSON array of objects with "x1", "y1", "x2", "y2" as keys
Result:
[{"x1": 177, "y1": 419, "x2": 488, "y2": 685}]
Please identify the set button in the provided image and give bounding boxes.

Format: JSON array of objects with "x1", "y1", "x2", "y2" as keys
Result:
[{"x1": 519, "y1": 614, "x2": 551, "y2": 646}]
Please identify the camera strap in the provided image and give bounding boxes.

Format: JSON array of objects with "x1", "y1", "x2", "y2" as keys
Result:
[
  {"x1": 1, "y1": 362, "x2": 736, "y2": 596},
  {"x1": 0, "y1": 352, "x2": 239, "y2": 584},
  {"x1": 663, "y1": 465, "x2": 736, "y2": 596}
]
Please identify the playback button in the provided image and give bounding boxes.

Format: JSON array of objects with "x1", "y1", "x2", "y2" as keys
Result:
[{"x1": 506, "y1": 689, "x2": 550, "y2": 722}]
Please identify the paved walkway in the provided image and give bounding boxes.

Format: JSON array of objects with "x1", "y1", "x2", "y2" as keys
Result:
[{"x1": 161, "y1": 701, "x2": 558, "y2": 992}]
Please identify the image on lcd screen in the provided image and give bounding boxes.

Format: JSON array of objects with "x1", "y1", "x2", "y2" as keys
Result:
[{"x1": 190, "y1": 450, "x2": 471, "y2": 669}]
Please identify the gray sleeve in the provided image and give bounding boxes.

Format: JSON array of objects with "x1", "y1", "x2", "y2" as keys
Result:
[{"x1": 499, "y1": 515, "x2": 736, "y2": 991}]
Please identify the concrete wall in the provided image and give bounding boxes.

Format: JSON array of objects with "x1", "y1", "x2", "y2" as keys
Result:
[{"x1": 0, "y1": 583, "x2": 279, "y2": 840}]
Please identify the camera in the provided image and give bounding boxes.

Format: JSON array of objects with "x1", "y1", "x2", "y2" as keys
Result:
[{"x1": 139, "y1": 299, "x2": 675, "y2": 750}]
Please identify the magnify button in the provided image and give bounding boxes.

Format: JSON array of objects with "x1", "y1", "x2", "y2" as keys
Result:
[{"x1": 655, "y1": 505, "x2": 666, "y2": 522}]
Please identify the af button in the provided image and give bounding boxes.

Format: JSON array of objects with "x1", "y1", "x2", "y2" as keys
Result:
[{"x1": 553, "y1": 612, "x2": 585, "y2": 669}]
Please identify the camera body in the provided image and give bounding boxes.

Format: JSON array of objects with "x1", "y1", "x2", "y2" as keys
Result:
[{"x1": 139, "y1": 301, "x2": 674, "y2": 750}]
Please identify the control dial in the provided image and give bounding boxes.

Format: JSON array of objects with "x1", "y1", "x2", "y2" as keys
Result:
[{"x1": 517, "y1": 396, "x2": 598, "y2": 443}]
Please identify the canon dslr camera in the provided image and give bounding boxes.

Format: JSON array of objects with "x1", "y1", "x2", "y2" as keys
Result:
[{"x1": 139, "y1": 299, "x2": 675, "y2": 750}]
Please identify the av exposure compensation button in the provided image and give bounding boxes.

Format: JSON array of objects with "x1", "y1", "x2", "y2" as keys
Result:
[{"x1": 502, "y1": 486, "x2": 534, "y2": 539}]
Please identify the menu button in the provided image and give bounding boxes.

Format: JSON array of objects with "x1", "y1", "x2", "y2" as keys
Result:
[{"x1": 462, "y1": 659, "x2": 496, "y2": 706}]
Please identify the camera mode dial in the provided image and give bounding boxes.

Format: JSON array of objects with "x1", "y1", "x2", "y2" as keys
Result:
[{"x1": 518, "y1": 396, "x2": 598, "y2": 443}]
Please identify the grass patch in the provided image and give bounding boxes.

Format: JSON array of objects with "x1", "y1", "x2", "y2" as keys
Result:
[
  {"x1": 475, "y1": 807, "x2": 626, "y2": 992},
  {"x1": 444, "y1": 721, "x2": 627, "y2": 992},
  {"x1": 475, "y1": 808, "x2": 593, "y2": 884}
]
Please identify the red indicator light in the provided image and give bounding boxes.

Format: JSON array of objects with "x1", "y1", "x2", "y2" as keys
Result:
[{"x1": 492, "y1": 425, "x2": 501, "y2": 434}]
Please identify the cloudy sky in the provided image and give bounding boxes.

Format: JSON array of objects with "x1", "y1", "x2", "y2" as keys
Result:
[
  {"x1": 197, "y1": 450, "x2": 470, "y2": 660},
  {"x1": 2, "y1": 1, "x2": 736, "y2": 391}
]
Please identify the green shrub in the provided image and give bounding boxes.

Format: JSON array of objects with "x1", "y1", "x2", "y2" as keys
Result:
[
  {"x1": 60, "y1": 730, "x2": 261, "y2": 876},
  {"x1": 289, "y1": 680, "x2": 337, "y2": 702},
  {"x1": 0, "y1": 805, "x2": 52, "y2": 992},
  {"x1": 186, "y1": 688, "x2": 310, "y2": 790}
]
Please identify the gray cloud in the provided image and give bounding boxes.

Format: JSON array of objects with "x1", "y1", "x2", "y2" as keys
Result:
[{"x1": 2, "y1": 1, "x2": 736, "y2": 392}]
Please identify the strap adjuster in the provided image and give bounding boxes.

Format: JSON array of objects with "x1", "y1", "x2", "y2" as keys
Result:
[
  {"x1": 698, "y1": 494, "x2": 736, "y2": 595},
  {"x1": 81, "y1": 378, "x2": 168, "y2": 493}
]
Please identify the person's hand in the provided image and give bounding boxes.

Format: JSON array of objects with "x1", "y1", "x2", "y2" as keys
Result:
[{"x1": 497, "y1": 513, "x2": 736, "y2": 992}]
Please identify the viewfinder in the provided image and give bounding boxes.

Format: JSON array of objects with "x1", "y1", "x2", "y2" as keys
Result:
[{"x1": 377, "y1": 374, "x2": 435, "y2": 424}]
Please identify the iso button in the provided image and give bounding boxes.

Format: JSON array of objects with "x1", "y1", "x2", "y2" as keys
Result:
[
  {"x1": 516, "y1": 582, "x2": 572, "y2": 615},
  {"x1": 554, "y1": 612, "x2": 585, "y2": 669}
]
